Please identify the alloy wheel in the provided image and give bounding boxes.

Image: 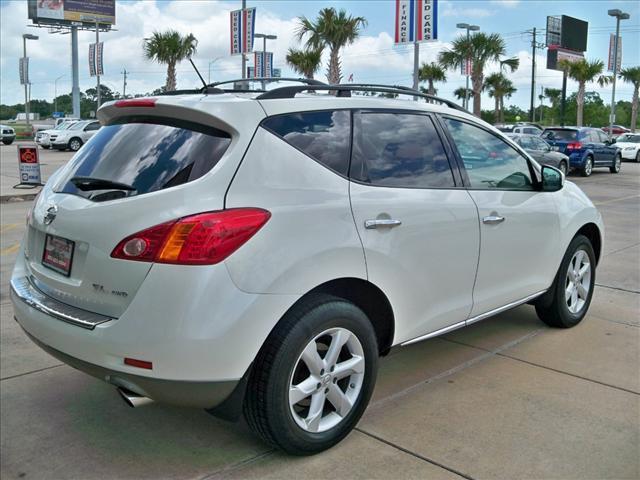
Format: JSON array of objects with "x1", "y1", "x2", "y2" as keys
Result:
[
  {"x1": 70, "y1": 139, "x2": 81, "y2": 151},
  {"x1": 584, "y1": 158, "x2": 592, "y2": 176},
  {"x1": 614, "y1": 155, "x2": 621, "y2": 172},
  {"x1": 288, "y1": 327, "x2": 365, "y2": 433},
  {"x1": 565, "y1": 249, "x2": 591, "y2": 314}
]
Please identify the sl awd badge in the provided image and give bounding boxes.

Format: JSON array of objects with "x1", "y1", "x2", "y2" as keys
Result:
[{"x1": 43, "y1": 205, "x2": 58, "y2": 225}]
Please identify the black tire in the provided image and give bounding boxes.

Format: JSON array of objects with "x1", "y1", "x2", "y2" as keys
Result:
[
  {"x1": 610, "y1": 154, "x2": 621, "y2": 173},
  {"x1": 243, "y1": 294, "x2": 379, "y2": 455},
  {"x1": 2, "y1": 139, "x2": 13, "y2": 145},
  {"x1": 68, "y1": 137, "x2": 83, "y2": 152},
  {"x1": 535, "y1": 234, "x2": 596, "y2": 328},
  {"x1": 581, "y1": 156, "x2": 593, "y2": 177},
  {"x1": 41, "y1": 145, "x2": 50, "y2": 150},
  {"x1": 636, "y1": 151, "x2": 639, "y2": 163},
  {"x1": 558, "y1": 161, "x2": 568, "y2": 176}
]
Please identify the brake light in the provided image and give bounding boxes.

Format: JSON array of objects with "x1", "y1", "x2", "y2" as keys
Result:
[
  {"x1": 111, "y1": 208, "x2": 271, "y2": 265},
  {"x1": 566, "y1": 142, "x2": 583, "y2": 150},
  {"x1": 114, "y1": 98, "x2": 157, "y2": 108},
  {"x1": 124, "y1": 357, "x2": 153, "y2": 370}
]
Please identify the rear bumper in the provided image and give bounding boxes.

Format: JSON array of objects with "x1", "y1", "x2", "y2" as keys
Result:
[
  {"x1": 568, "y1": 152, "x2": 586, "y2": 167},
  {"x1": 21, "y1": 327, "x2": 238, "y2": 408},
  {"x1": 621, "y1": 149, "x2": 637, "y2": 160}
]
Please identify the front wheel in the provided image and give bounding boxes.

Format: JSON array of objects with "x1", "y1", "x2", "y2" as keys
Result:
[
  {"x1": 581, "y1": 156, "x2": 593, "y2": 177},
  {"x1": 535, "y1": 234, "x2": 596, "y2": 328},
  {"x1": 2, "y1": 139, "x2": 13, "y2": 145},
  {"x1": 244, "y1": 294, "x2": 379, "y2": 455},
  {"x1": 68, "y1": 138, "x2": 83, "y2": 152},
  {"x1": 636, "y1": 151, "x2": 640, "y2": 163},
  {"x1": 41, "y1": 145, "x2": 50, "y2": 150},
  {"x1": 558, "y1": 161, "x2": 568, "y2": 176},
  {"x1": 610, "y1": 154, "x2": 621, "y2": 173}
]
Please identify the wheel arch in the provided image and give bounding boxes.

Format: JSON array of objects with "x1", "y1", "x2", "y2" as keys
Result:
[{"x1": 575, "y1": 222, "x2": 602, "y2": 265}]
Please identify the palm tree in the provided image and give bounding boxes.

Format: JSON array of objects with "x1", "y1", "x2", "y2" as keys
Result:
[
  {"x1": 143, "y1": 30, "x2": 198, "y2": 92},
  {"x1": 484, "y1": 72, "x2": 516, "y2": 123},
  {"x1": 543, "y1": 87, "x2": 562, "y2": 124},
  {"x1": 296, "y1": 8, "x2": 367, "y2": 84},
  {"x1": 619, "y1": 66, "x2": 640, "y2": 132},
  {"x1": 559, "y1": 59, "x2": 609, "y2": 127},
  {"x1": 453, "y1": 87, "x2": 473, "y2": 103},
  {"x1": 439, "y1": 32, "x2": 519, "y2": 116},
  {"x1": 286, "y1": 48, "x2": 323, "y2": 80},
  {"x1": 418, "y1": 62, "x2": 446, "y2": 95}
]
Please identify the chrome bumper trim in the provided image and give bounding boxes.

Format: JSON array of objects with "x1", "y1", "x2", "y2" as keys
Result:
[{"x1": 10, "y1": 276, "x2": 113, "y2": 330}]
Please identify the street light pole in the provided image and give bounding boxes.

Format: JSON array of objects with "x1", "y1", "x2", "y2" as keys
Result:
[
  {"x1": 456, "y1": 23, "x2": 479, "y2": 110},
  {"x1": 22, "y1": 34, "x2": 39, "y2": 127},
  {"x1": 95, "y1": 21, "x2": 101, "y2": 109},
  {"x1": 607, "y1": 9, "x2": 630, "y2": 141},
  {"x1": 254, "y1": 33, "x2": 277, "y2": 90},
  {"x1": 208, "y1": 57, "x2": 222, "y2": 84},
  {"x1": 54, "y1": 75, "x2": 65, "y2": 115}
]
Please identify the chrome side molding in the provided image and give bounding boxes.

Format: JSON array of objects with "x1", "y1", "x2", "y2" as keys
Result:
[
  {"x1": 401, "y1": 290, "x2": 547, "y2": 347},
  {"x1": 10, "y1": 276, "x2": 113, "y2": 330}
]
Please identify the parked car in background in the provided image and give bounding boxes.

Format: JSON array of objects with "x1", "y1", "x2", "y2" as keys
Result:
[
  {"x1": 541, "y1": 127, "x2": 621, "y2": 176},
  {"x1": 507, "y1": 133, "x2": 570, "y2": 175},
  {"x1": 496, "y1": 123, "x2": 543, "y2": 135},
  {"x1": 1, "y1": 124, "x2": 16, "y2": 145},
  {"x1": 36, "y1": 121, "x2": 79, "y2": 149},
  {"x1": 50, "y1": 120, "x2": 101, "y2": 151},
  {"x1": 614, "y1": 133, "x2": 640, "y2": 162},
  {"x1": 601, "y1": 125, "x2": 630, "y2": 137},
  {"x1": 11, "y1": 83, "x2": 604, "y2": 455}
]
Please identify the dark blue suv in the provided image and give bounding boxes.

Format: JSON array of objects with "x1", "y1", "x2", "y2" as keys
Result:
[{"x1": 541, "y1": 127, "x2": 621, "y2": 177}]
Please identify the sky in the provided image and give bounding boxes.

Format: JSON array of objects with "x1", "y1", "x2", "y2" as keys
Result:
[{"x1": 1, "y1": 0, "x2": 639, "y2": 111}]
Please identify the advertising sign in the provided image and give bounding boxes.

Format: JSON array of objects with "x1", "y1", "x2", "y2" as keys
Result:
[
  {"x1": 96, "y1": 41, "x2": 104, "y2": 75},
  {"x1": 546, "y1": 46, "x2": 584, "y2": 71},
  {"x1": 17, "y1": 145, "x2": 42, "y2": 185},
  {"x1": 88, "y1": 43, "x2": 96, "y2": 76},
  {"x1": 19, "y1": 57, "x2": 29, "y2": 85},
  {"x1": 394, "y1": 0, "x2": 438, "y2": 44},
  {"x1": 545, "y1": 15, "x2": 587, "y2": 52},
  {"x1": 230, "y1": 7, "x2": 256, "y2": 55},
  {"x1": 28, "y1": 0, "x2": 116, "y2": 26},
  {"x1": 608, "y1": 34, "x2": 622, "y2": 72}
]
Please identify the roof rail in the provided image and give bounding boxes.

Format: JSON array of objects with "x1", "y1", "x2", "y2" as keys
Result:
[
  {"x1": 256, "y1": 84, "x2": 467, "y2": 113},
  {"x1": 206, "y1": 77, "x2": 327, "y2": 90},
  {"x1": 156, "y1": 87, "x2": 225, "y2": 96}
]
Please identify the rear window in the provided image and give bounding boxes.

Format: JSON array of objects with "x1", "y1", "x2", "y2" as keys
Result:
[
  {"x1": 54, "y1": 119, "x2": 231, "y2": 202},
  {"x1": 542, "y1": 129, "x2": 577, "y2": 141}
]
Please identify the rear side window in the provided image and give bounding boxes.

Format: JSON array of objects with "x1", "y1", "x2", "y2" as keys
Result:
[
  {"x1": 262, "y1": 110, "x2": 351, "y2": 176},
  {"x1": 54, "y1": 119, "x2": 231, "y2": 202},
  {"x1": 351, "y1": 112, "x2": 454, "y2": 188}
]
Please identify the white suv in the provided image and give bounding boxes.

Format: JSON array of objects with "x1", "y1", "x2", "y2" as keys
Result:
[
  {"x1": 11, "y1": 81, "x2": 603, "y2": 455},
  {"x1": 50, "y1": 120, "x2": 101, "y2": 151}
]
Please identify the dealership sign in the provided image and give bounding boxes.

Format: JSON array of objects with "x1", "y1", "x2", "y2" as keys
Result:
[
  {"x1": 394, "y1": 0, "x2": 438, "y2": 44},
  {"x1": 230, "y1": 7, "x2": 256, "y2": 55},
  {"x1": 17, "y1": 145, "x2": 42, "y2": 185},
  {"x1": 28, "y1": 0, "x2": 116, "y2": 26},
  {"x1": 253, "y1": 51, "x2": 274, "y2": 78}
]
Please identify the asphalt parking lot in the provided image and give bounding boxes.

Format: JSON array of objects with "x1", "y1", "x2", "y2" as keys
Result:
[{"x1": 1, "y1": 144, "x2": 639, "y2": 479}]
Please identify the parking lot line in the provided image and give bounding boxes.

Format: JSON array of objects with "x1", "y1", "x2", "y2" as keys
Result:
[
  {"x1": 593, "y1": 193, "x2": 640, "y2": 206},
  {"x1": 0, "y1": 243, "x2": 20, "y2": 256},
  {"x1": 0, "y1": 223, "x2": 21, "y2": 234}
]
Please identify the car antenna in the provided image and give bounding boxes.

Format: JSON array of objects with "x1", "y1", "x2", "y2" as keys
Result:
[{"x1": 188, "y1": 57, "x2": 207, "y2": 89}]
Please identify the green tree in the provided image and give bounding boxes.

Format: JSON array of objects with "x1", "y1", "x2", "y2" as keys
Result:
[
  {"x1": 418, "y1": 62, "x2": 446, "y2": 95},
  {"x1": 619, "y1": 66, "x2": 640, "y2": 132},
  {"x1": 453, "y1": 87, "x2": 473, "y2": 104},
  {"x1": 143, "y1": 30, "x2": 198, "y2": 92},
  {"x1": 559, "y1": 59, "x2": 609, "y2": 127},
  {"x1": 286, "y1": 48, "x2": 323, "y2": 79},
  {"x1": 439, "y1": 32, "x2": 518, "y2": 116},
  {"x1": 483, "y1": 72, "x2": 516, "y2": 123},
  {"x1": 296, "y1": 8, "x2": 367, "y2": 84},
  {"x1": 85, "y1": 85, "x2": 116, "y2": 103}
]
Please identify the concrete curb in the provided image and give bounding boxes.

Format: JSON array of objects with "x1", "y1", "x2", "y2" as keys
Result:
[{"x1": 0, "y1": 191, "x2": 40, "y2": 203}]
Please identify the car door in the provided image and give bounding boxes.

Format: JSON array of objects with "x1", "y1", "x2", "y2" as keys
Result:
[
  {"x1": 520, "y1": 136, "x2": 546, "y2": 164},
  {"x1": 532, "y1": 137, "x2": 560, "y2": 168},
  {"x1": 349, "y1": 110, "x2": 480, "y2": 343},
  {"x1": 596, "y1": 129, "x2": 617, "y2": 163},
  {"x1": 441, "y1": 116, "x2": 561, "y2": 318},
  {"x1": 83, "y1": 121, "x2": 101, "y2": 141}
]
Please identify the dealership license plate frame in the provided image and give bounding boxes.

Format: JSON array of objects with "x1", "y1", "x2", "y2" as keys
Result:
[{"x1": 42, "y1": 234, "x2": 75, "y2": 277}]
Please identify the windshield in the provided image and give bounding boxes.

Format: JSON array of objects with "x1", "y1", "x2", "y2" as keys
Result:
[
  {"x1": 69, "y1": 122, "x2": 87, "y2": 130},
  {"x1": 56, "y1": 122, "x2": 75, "y2": 130},
  {"x1": 542, "y1": 129, "x2": 577, "y2": 141},
  {"x1": 618, "y1": 134, "x2": 640, "y2": 143},
  {"x1": 54, "y1": 119, "x2": 231, "y2": 202}
]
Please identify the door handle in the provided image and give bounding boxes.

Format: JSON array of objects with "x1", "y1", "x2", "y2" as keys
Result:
[
  {"x1": 482, "y1": 215, "x2": 505, "y2": 225},
  {"x1": 364, "y1": 219, "x2": 402, "y2": 229}
]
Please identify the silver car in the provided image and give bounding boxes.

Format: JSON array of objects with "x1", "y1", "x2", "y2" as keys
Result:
[{"x1": 508, "y1": 133, "x2": 570, "y2": 175}]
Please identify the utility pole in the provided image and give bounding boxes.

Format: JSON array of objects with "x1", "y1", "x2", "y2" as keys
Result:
[
  {"x1": 54, "y1": 74, "x2": 65, "y2": 115},
  {"x1": 530, "y1": 27, "x2": 536, "y2": 122},
  {"x1": 607, "y1": 9, "x2": 630, "y2": 140},
  {"x1": 241, "y1": 0, "x2": 247, "y2": 79},
  {"x1": 121, "y1": 69, "x2": 127, "y2": 98},
  {"x1": 22, "y1": 34, "x2": 39, "y2": 127}
]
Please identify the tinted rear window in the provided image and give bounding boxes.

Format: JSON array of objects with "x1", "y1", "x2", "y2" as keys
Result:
[
  {"x1": 54, "y1": 119, "x2": 231, "y2": 202},
  {"x1": 262, "y1": 110, "x2": 351, "y2": 176},
  {"x1": 542, "y1": 129, "x2": 577, "y2": 141}
]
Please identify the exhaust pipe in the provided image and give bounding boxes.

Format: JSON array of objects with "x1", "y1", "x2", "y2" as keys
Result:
[{"x1": 117, "y1": 387, "x2": 154, "y2": 408}]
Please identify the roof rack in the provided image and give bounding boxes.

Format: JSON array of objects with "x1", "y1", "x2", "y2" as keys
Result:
[
  {"x1": 206, "y1": 77, "x2": 327, "y2": 91},
  {"x1": 156, "y1": 87, "x2": 225, "y2": 96},
  {"x1": 256, "y1": 84, "x2": 467, "y2": 113}
]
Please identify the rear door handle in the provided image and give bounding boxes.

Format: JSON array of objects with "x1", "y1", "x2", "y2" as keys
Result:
[
  {"x1": 364, "y1": 219, "x2": 402, "y2": 229},
  {"x1": 482, "y1": 215, "x2": 505, "y2": 225}
]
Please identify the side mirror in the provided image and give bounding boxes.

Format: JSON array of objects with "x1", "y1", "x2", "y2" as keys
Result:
[{"x1": 541, "y1": 165, "x2": 564, "y2": 192}]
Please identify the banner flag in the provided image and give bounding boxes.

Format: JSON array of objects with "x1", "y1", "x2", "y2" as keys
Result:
[
  {"x1": 254, "y1": 52, "x2": 263, "y2": 78},
  {"x1": 243, "y1": 7, "x2": 256, "y2": 54},
  {"x1": 264, "y1": 51, "x2": 273, "y2": 78},
  {"x1": 89, "y1": 43, "x2": 96, "y2": 77},
  {"x1": 96, "y1": 42, "x2": 104, "y2": 76},
  {"x1": 608, "y1": 34, "x2": 622, "y2": 72},
  {"x1": 230, "y1": 9, "x2": 242, "y2": 55},
  {"x1": 395, "y1": 0, "x2": 437, "y2": 44},
  {"x1": 19, "y1": 57, "x2": 29, "y2": 85}
]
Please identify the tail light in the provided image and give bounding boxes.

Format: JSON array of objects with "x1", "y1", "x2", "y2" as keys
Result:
[
  {"x1": 111, "y1": 208, "x2": 270, "y2": 265},
  {"x1": 566, "y1": 142, "x2": 582, "y2": 150}
]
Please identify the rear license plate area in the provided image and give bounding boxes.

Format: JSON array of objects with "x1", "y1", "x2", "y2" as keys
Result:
[{"x1": 42, "y1": 234, "x2": 75, "y2": 277}]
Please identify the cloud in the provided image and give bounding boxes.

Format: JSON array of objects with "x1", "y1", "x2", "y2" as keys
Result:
[{"x1": 490, "y1": 0, "x2": 521, "y2": 7}]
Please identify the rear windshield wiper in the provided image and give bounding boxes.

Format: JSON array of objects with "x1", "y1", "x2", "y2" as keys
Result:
[{"x1": 70, "y1": 176, "x2": 136, "y2": 192}]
